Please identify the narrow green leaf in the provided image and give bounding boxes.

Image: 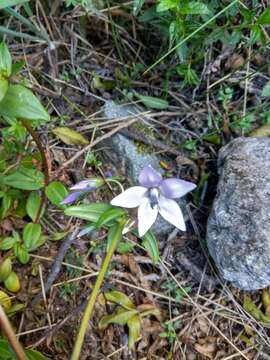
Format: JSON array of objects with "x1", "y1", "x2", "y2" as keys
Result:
[
  {"x1": 136, "y1": 94, "x2": 169, "y2": 109},
  {"x1": 133, "y1": 0, "x2": 145, "y2": 16},
  {"x1": 258, "y1": 7, "x2": 270, "y2": 25},
  {"x1": 64, "y1": 203, "x2": 112, "y2": 222},
  {"x1": 0, "y1": 42, "x2": 12, "y2": 76},
  {"x1": 99, "y1": 308, "x2": 138, "y2": 329},
  {"x1": 104, "y1": 290, "x2": 136, "y2": 310},
  {"x1": 45, "y1": 181, "x2": 68, "y2": 208},
  {"x1": 127, "y1": 314, "x2": 141, "y2": 349},
  {"x1": 3, "y1": 166, "x2": 45, "y2": 190},
  {"x1": 0, "y1": 0, "x2": 28, "y2": 9},
  {"x1": 96, "y1": 208, "x2": 126, "y2": 228},
  {"x1": 26, "y1": 191, "x2": 44, "y2": 221},
  {"x1": 0, "y1": 84, "x2": 49, "y2": 121},
  {"x1": 0, "y1": 192, "x2": 12, "y2": 219},
  {"x1": 141, "y1": 230, "x2": 159, "y2": 264},
  {"x1": 0, "y1": 79, "x2": 8, "y2": 102},
  {"x1": 25, "y1": 349, "x2": 50, "y2": 360},
  {"x1": 52, "y1": 127, "x2": 89, "y2": 145},
  {"x1": 23, "y1": 223, "x2": 41, "y2": 251}
]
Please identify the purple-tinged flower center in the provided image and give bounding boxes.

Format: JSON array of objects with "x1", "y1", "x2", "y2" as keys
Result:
[{"x1": 148, "y1": 187, "x2": 159, "y2": 209}]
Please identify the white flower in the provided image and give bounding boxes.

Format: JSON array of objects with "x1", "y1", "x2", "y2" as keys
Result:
[{"x1": 110, "y1": 165, "x2": 196, "y2": 237}]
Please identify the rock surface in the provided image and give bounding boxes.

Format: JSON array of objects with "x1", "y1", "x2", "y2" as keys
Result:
[
  {"x1": 207, "y1": 137, "x2": 270, "y2": 290},
  {"x1": 101, "y1": 101, "x2": 187, "y2": 236}
]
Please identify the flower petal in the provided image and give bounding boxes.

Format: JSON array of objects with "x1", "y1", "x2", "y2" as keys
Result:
[
  {"x1": 139, "y1": 165, "x2": 162, "y2": 188},
  {"x1": 61, "y1": 191, "x2": 82, "y2": 205},
  {"x1": 70, "y1": 178, "x2": 104, "y2": 191},
  {"x1": 138, "y1": 199, "x2": 158, "y2": 237},
  {"x1": 158, "y1": 196, "x2": 186, "y2": 231},
  {"x1": 110, "y1": 186, "x2": 147, "y2": 208},
  {"x1": 159, "y1": 178, "x2": 196, "y2": 199}
]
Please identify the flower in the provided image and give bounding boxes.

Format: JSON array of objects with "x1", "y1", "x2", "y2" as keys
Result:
[
  {"x1": 61, "y1": 178, "x2": 105, "y2": 205},
  {"x1": 110, "y1": 165, "x2": 196, "y2": 237}
]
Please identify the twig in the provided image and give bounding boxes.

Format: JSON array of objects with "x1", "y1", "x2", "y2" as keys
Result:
[
  {"x1": 0, "y1": 305, "x2": 27, "y2": 360},
  {"x1": 32, "y1": 228, "x2": 80, "y2": 305},
  {"x1": 21, "y1": 119, "x2": 50, "y2": 223}
]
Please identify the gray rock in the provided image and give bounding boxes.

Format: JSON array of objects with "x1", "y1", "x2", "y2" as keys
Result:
[
  {"x1": 101, "y1": 101, "x2": 187, "y2": 236},
  {"x1": 207, "y1": 137, "x2": 270, "y2": 290}
]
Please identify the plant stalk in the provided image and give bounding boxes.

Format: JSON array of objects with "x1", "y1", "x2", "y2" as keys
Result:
[
  {"x1": 0, "y1": 305, "x2": 27, "y2": 360},
  {"x1": 71, "y1": 223, "x2": 124, "y2": 360}
]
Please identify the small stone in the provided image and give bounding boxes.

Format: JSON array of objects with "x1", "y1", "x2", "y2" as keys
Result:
[
  {"x1": 100, "y1": 101, "x2": 187, "y2": 236},
  {"x1": 207, "y1": 137, "x2": 270, "y2": 290}
]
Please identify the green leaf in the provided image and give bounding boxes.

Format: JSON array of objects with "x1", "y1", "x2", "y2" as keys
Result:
[
  {"x1": 11, "y1": 60, "x2": 25, "y2": 75},
  {"x1": 156, "y1": 0, "x2": 178, "y2": 12},
  {"x1": 262, "y1": 81, "x2": 270, "y2": 97},
  {"x1": 0, "y1": 79, "x2": 8, "y2": 102},
  {"x1": 0, "y1": 237, "x2": 16, "y2": 250},
  {"x1": 107, "y1": 223, "x2": 119, "y2": 252},
  {"x1": 0, "y1": 43, "x2": 12, "y2": 77},
  {"x1": 0, "y1": 84, "x2": 49, "y2": 121},
  {"x1": 127, "y1": 314, "x2": 141, "y2": 349},
  {"x1": 26, "y1": 191, "x2": 44, "y2": 221},
  {"x1": 0, "y1": 192, "x2": 12, "y2": 219},
  {"x1": 179, "y1": 2, "x2": 210, "y2": 15},
  {"x1": 258, "y1": 6, "x2": 270, "y2": 25},
  {"x1": 0, "y1": 338, "x2": 13, "y2": 359},
  {"x1": 104, "y1": 290, "x2": 136, "y2": 310},
  {"x1": 3, "y1": 166, "x2": 45, "y2": 190},
  {"x1": 64, "y1": 203, "x2": 113, "y2": 222},
  {"x1": 133, "y1": 0, "x2": 145, "y2": 16},
  {"x1": 45, "y1": 181, "x2": 68, "y2": 208},
  {"x1": 141, "y1": 230, "x2": 159, "y2": 264},
  {"x1": 99, "y1": 308, "x2": 138, "y2": 329},
  {"x1": 52, "y1": 127, "x2": 89, "y2": 145},
  {"x1": 96, "y1": 208, "x2": 126, "y2": 228},
  {"x1": 25, "y1": 349, "x2": 50, "y2": 360},
  {"x1": 0, "y1": 0, "x2": 28, "y2": 9},
  {"x1": 136, "y1": 94, "x2": 169, "y2": 109},
  {"x1": 250, "y1": 124, "x2": 270, "y2": 137},
  {"x1": 23, "y1": 223, "x2": 41, "y2": 251},
  {"x1": 16, "y1": 245, "x2": 30, "y2": 264}
]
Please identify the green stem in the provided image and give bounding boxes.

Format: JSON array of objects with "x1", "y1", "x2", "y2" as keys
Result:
[{"x1": 71, "y1": 222, "x2": 124, "y2": 360}]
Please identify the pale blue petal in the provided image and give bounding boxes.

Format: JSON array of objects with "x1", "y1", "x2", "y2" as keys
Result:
[
  {"x1": 159, "y1": 178, "x2": 196, "y2": 199},
  {"x1": 110, "y1": 186, "x2": 147, "y2": 208},
  {"x1": 61, "y1": 191, "x2": 82, "y2": 204},
  {"x1": 138, "y1": 198, "x2": 158, "y2": 237},
  {"x1": 158, "y1": 195, "x2": 186, "y2": 231},
  {"x1": 139, "y1": 165, "x2": 162, "y2": 188}
]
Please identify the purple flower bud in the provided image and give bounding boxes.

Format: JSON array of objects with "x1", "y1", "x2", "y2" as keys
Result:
[
  {"x1": 61, "y1": 191, "x2": 82, "y2": 205},
  {"x1": 70, "y1": 178, "x2": 105, "y2": 191}
]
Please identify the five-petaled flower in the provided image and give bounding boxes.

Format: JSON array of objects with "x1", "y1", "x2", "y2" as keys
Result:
[{"x1": 110, "y1": 165, "x2": 196, "y2": 237}]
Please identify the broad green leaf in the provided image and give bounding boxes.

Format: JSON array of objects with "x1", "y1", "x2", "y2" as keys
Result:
[
  {"x1": 262, "y1": 81, "x2": 270, "y2": 97},
  {"x1": 0, "y1": 257, "x2": 12, "y2": 282},
  {"x1": 0, "y1": 338, "x2": 13, "y2": 359},
  {"x1": 127, "y1": 314, "x2": 141, "y2": 349},
  {"x1": 52, "y1": 127, "x2": 89, "y2": 145},
  {"x1": 25, "y1": 349, "x2": 50, "y2": 360},
  {"x1": 179, "y1": 2, "x2": 210, "y2": 15},
  {"x1": 0, "y1": 192, "x2": 12, "y2": 219},
  {"x1": 0, "y1": 290, "x2": 12, "y2": 310},
  {"x1": 64, "y1": 203, "x2": 112, "y2": 222},
  {"x1": 45, "y1": 181, "x2": 68, "y2": 208},
  {"x1": 26, "y1": 191, "x2": 44, "y2": 221},
  {"x1": 0, "y1": 43, "x2": 12, "y2": 76},
  {"x1": 0, "y1": 0, "x2": 28, "y2": 9},
  {"x1": 104, "y1": 290, "x2": 136, "y2": 310},
  {"x1": 0, "y1": 237, "x2": 16, "y2": 250},
  {"x1": 4, "y1": 271, "x2": 20, "y2": 292},
  {"x1": 0, "y1": 79, "x2": 8, "y2": 102},
  {"x1": 23, "y1": 223, "x2": 41, "y2": 251},
  {"x1": 3, "y1": 166, "x2": 45, "y2": 190},
  {"x1": 0, "y1": 84, "x2": 49, "y2": 121},
  {"x1": 141, "y1": 230, "x2": 159, "y2": 264},
  {"x1": 133, "y1": 0, "x2": 145, "y2": 16},
  {"x1": 156, "y1": 0, "x2": 178, "y2": 12},
  {"x1": 99, "y1": 308, "x2": 138, "y2": 329},
  {"x1": 16, "y1": 245, "x2": 30, "y2": 264},
  {"x1": 258, "y1": 7, "x2": 270, "y2": 25},
  {"x1": 96, "y1": 208, "x2": 126, "y2": 228},
  {"x1": 136, "y1": 94, "x2": 169, "y2": 109}
]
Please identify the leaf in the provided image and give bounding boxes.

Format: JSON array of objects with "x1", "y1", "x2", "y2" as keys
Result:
[
  {"x1": 64, "y1": 203, "x2": 113, "y2": 222},
  {"x1": 104, "y1": 290, "x2": 136, "y2": 310},
  {"x1": 0, "y1": 290, "x2": 12, "y2": 310},
  {"x1": 137, "y1": 304, "x2": 161, "y2": 320},
  {"x1": 25, "y1": 349, "x2": 50, "y2": 360},
  {"x1": 250, "y1": 125, "x2": 270, "y2": 137},
  {"x1": 0, "y1": 338, "x2": 13, "y2": 359},
  {"x1": 23, "y1": 223, "x2": 41, "y2": 251},
  {"x1": 0, "y1": 42, "x2": 12, "y2": 76},
  {"x1": 156, "y1": 0, "x2": 178, "y2": 12},
  {"x1": 45, "y1": 181, "x2": 68, "y2": 208},
  {"x1": 50, "y1": 231, "x2": 69, "y2": 241},
  {"x1": 0, "y1": 0, "x2": 28, "y2": 9},
  {"x1": 133, "y1": 0, "x2": 145, "y2": 16},
  {"x1": 26, "y1": 191, "x2": 44, "y2": 221},
  {"x1": 141, "y1": 230, "x2": 160, "y2": 264},
  {"x1": 262, "y1": 81, "x2": 270, "y2": 97},
  {"x1": 52, "y1": 127, "x2": 89, "y2": 145},
  {"x1": 3, "y1": 166, "x2": 45, "y2": 190},
  {"x1": 136, "y1": 94, "x2": 169, "y2": 109},
  {"x1": 96, "y1": 208, "x2": 126, "y2": 228},
  {"x1": 243, "y1": 296, "x2": 270, "y2": 324},
  {"x1": 0, "y1": 237, "x2": 16, "y2": 250},
  {"x1": 16, "y1": 245, "x2": 30, "y2": 264},
  {"x1": 99, "y1": 308, "x2": 138, "y2": 329},
  {"x1": 258, "y1": 6, "x2": 270, "y2": 25},
  {"x1": 0, "y1": 192, "x2": 12, "y2": 219},
  {"x1": 0, "y1": 84, "x2": 49, "y2": 121},
  {"x1": 127, "y1": 314, "x2": 141, "y2": 349},
  {"x1": 0, "y1": 79, "x2": 8, "y2": 102},
  {"x1": 179, "y1": 2, "x2": 210, "y2": 15}
]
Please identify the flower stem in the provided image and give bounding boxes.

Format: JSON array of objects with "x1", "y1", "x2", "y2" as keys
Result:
[{"x1": 71, "y1": 222, "x2": 124, "y2": 360}]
